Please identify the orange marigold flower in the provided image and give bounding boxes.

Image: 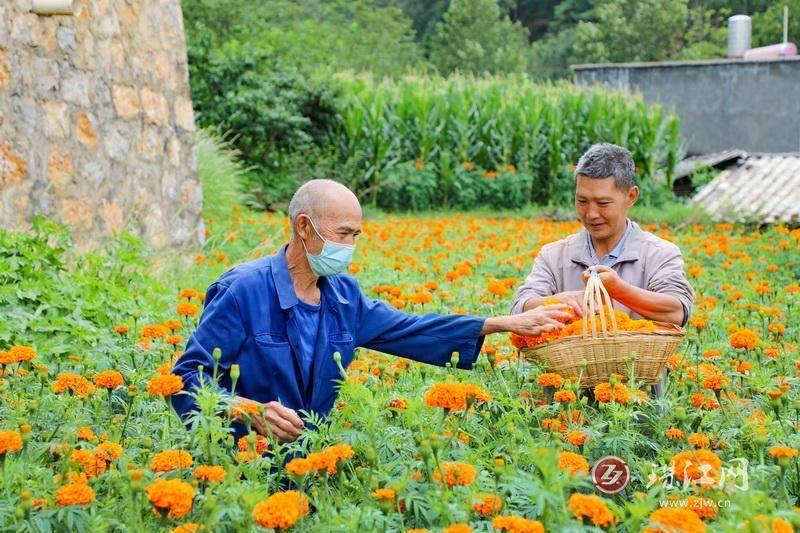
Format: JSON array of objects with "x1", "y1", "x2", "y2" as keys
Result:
[
  {"x1": 644, "y1": 508, "x2": 706, "y2": 533},
  {"x1": 76, "y1": 426, "x2": 94, "y2": 441},
  {"x1": 193, "y1": 465, "x2": 226, "y2": 483},
  {"x1": 55, "y1": 483, "x2": 94, "y2": 506},
  {"x1": 145, "y1": 478, "x2": 195, "y2": 519},
  {"x1": 729, "y1": 328, "x2": 760, "y2": 350},
  {"x1": 285, "y1": 457, "x2": 314, "y2": 476},
  {"x1": 237, "y1": 434, "x2": 270, "y2": 456},
  {"x1": 163, "y1": 319, "x2": 182, "y2": 331},
  {"x1": 71, "y1": 448, "x2": 107, "y2": 478},
  {"x1": 666, "y1": 354, "x2": 684, "y2": 370},
  {"x1": 141, "y1": 324, "x2": 169, "y2": 339},
  {"x1": 554, "y1": 389, "x2": 577, "y2": 403},
  {"x1": 388, "y1": 398, "x2": 407, "y2": 410},
  {"x1": 423, "y1": 382, "x2": 492, "y2": 411},
  {"x1": 371, "y1": 488, "x2": 396, "y2": 501},
  {"x1": 443, "y1": 525, "x2": 471, "y2": 533},
  {"x1": 434, "y1": 462, "x2": 477, "y2": 487},
  {"x1": 688, "y1": 433, "x2": 710, "y2": 448},
  {"x1": 665, "y1": 428, "x2": 685, "y2": 440},
  {"x1": 286, "y1": 444, "x2": 354, "y2": 476},
  {"x1": 537, "y1": 373, "x2": 565, "y2": 388},
  {"x1": 557, "y1": 451, "x2": 589, "y2": 477},
  {"x1": 593, "y1": 382, "x2": 629, "y2": 404},
  {"x1": 93, "y1": 370, "x2": 124, "y2": 389},
  {"x1": 685, "y1": 496, "x2": 718, "y2": 520},
  {"x1": 114, "y1": 325, "x2": 129, "y2": 334},
  {"x1": 165, "y1": 334, "x2": 183, "y2": 346},
  {"x1": 252, "y1": 491, "x2": 309, "y2": 529},
  {"x1": 0, "y1": 430, "x2": 23, "y2": 454},
  {"x1": 469, "y1": 493, "x2": 502, "y2": 516},
  {"x1": 147, "y1": 374, "x2": 184, "y2": 396},
  {"x1": 177, "y1": 302, "x2": 199, "y2": 317},
  {"x1": 487, "y1": 279, "x2": 510, "y2": 297},
  {"x1": 541, "y1": 418, "x2": 566, "y2": 433},
  {"x1": 9, "y1": 345, "x2": 36, "y2": 362},
  {"x1": 566, "y1": 430, "x2": 588, "y2": 446},
  {"x1": 769, "y1": 445, "x2": 798, "y2": 460},
  {"x1": 568, "y1": 492, "x2": 616, "y2": 527},
  {"x1": 492, "y1": 515, "x2": 545, "y2": 533},
  {"x1": 53, "y1": 373, "x2": 95, "y2": 396},
  {"x1": 179, "y1": 288, "x2": 200, "y2": 300},
  {"x1": 701, "y1": 374, "x2": 730, "y2": 391},
  {"x1": 151, "y1": 450, "x2": 194, "y2": 472},
  {"x1": 670, "y1": 450, "x2": 722, "y2": 487},
  {"x1": 232, "y1": 401, "x2": 262, "y2": 418},
  {"x1": 96, "y1": 441, "x2": 124, "y2": 461}
]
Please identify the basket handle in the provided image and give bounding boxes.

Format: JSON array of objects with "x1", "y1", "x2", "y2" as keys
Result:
[{"x1": 581, "y1": 269, "x2": 618, "y2": 338}]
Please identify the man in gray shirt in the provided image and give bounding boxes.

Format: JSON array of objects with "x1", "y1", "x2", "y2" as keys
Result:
[{"x1": 511, "y1": 143, "x2": 694, "y2": 327}]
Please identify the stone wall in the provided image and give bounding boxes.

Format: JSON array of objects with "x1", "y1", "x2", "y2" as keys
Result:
[
  {"x1": 573, "y1": 58, "x2": 800, "y2": 155},
  {"x1": 0, "y1": 0, "x2": 204, "y2": 248}
]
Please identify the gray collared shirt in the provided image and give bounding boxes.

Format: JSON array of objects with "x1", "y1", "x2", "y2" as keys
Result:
[{"x1": 511, "y1": 220, "x2": 694, "y2": 325}]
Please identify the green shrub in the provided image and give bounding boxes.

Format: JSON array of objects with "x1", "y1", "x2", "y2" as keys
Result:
[
  {"x1": 0, "y1": 217, "x2": 160, "y2": 356},
  {"x1": 377, "y1": 161, "x2": 440, "y2": 211},
  {"x1": 187, "y1": 33, "x2": 339, "y2": 207}
]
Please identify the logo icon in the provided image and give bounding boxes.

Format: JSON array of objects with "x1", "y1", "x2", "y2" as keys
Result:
[{"x1": 591, "y1": 456, "x2": 630, "y2": 494}]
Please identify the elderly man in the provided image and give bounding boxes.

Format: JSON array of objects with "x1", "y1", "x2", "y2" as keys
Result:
[
  {"x1": 172, "y1": 179, "x2": 570, "y2": 442},
  {"x1": 511, "y1": 143, "x2": 694, "y2": 326}
]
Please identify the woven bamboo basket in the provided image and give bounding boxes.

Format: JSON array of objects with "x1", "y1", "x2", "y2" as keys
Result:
[{"x1": 520, "y1": 272, "x2": 685, "y2": 388}]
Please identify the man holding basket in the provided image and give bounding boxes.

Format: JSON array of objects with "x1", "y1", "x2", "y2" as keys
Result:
[{"x1": 511, "y1": 143, "x2": 695, "y2": 396}]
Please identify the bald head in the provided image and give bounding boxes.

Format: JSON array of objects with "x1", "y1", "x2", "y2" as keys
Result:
[
  {"x1": 289, "y1": 179, "x2": 360, "y2": 226},
  {"x1": 288, "y1": 179, "x2": 362, "y2": 246}
]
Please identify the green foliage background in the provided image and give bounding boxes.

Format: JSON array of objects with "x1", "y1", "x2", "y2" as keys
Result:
[{"x1": 182, "y1": 0, "x2": 794, "y2": 209}]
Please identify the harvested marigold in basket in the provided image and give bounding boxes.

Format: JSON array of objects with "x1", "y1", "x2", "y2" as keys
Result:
[{"x1": 510, "y1": 302, "x2": 662, "y2": 349}]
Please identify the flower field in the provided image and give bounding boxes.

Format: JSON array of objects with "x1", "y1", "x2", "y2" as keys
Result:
[{"x1": 1, "y1": 208, "x2": 799, "y2": 532}]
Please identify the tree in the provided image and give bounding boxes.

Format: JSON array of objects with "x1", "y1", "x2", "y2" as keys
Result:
[
  {"x1": 571, "y1": 0, "x2": 689, "y2": 64},
  {"x1": 183, "y1": 0, "x2": 425, "y2": 77},
  {"x1": 752, "y1": 0, "x2": 800, "y2": 46},
  {"x1": 428, "y1": 0, "x2": 532, "y2": 75}
]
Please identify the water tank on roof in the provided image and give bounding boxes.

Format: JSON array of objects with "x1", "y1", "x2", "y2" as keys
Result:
[
  {"x1": 743, "y1": 42, "x2": 798, "y2": 59},
  {"x1": 728, "y1": 15, "x2": 752, "y2": 57}
]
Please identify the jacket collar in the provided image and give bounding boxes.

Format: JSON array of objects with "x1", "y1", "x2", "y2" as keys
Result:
[
  {"x1": 569, "y1": 219, "x2": 644, "y2": 267},
  {"x1": 270, "y1": 244, "x2": 349, "y2": 309}
]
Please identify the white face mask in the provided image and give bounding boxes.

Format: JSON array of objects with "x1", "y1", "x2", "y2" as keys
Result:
[{"x1": 300, "y1": 217, "x2": 355, "y2": 276}]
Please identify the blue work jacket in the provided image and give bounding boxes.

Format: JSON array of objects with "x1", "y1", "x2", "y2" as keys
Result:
[{"x1": 171, "y1": 245, "x2": 487, "y2": 440}]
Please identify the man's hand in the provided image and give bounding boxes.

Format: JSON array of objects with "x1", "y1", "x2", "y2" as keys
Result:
[
  {"x1": 231, "y1": 396, "x2": 304, "y2": 443},
  {"x1": 553, "y1": 290, "x2": 585, "y2": 317},
  {"x1": 482, "y1": 304, "x2": 572, "y2": 336},
  {"x1": 582, "y1": 265, "x2": 624, "y2": 294}
]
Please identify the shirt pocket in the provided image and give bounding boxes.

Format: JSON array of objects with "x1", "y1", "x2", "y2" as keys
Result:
[
  {"x1": 326, "y1": 332, "x2": 354, "y2": 377},
  {"x1": 253, "y1": 332, "x2": 296, "y2": 383}
]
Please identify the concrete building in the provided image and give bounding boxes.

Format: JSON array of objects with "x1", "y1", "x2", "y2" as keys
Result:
[{"x1": 573, "y1": 57, "x2": 800, "y2": 156}]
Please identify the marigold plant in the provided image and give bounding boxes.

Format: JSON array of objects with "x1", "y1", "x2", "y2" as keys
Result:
[{"x1": 252, "y1": 491, "x2": 310, "y2": 529}]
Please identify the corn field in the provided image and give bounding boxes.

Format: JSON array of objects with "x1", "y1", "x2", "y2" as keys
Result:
[{"x1": 329, "y1": 75, "x2": 683, "y2": 208}]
